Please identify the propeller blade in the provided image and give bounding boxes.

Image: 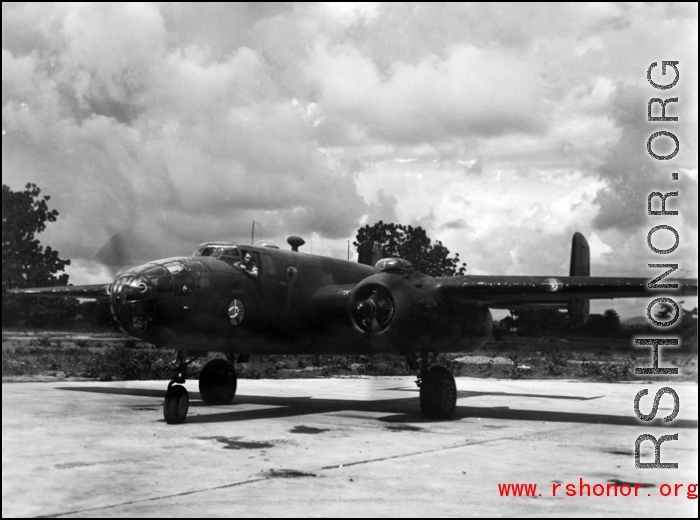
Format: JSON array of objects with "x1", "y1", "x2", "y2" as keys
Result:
[{"x1": 95, "y1": 232, "x2": 135, "y2": 277}]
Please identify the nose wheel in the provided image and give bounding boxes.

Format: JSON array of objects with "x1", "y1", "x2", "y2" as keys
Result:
[
  {"x1": 417, "y1": 352, "x2": 457, "y2": 420},
  {"x1": 163, "y1": 349, "x2": 200, "y2": 424},
  {"x1": 164, "y1": 382, "x2": 189, "y2": 424}
]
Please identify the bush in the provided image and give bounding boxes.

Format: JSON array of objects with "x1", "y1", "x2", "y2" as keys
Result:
[
  {"x1": 2, "y1": 342, "x2": 177, "y2": 380},
  {"x1": 541, "y1": 346, "x2": 568, "y2": 376},
  {"x1": 577, "y1": 360, "x2": 634, "y2": 382}
]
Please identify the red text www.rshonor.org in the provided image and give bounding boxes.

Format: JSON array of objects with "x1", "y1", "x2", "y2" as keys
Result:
[{"x1": 497, "y1": 480, "x2": 698, "y2": 499}]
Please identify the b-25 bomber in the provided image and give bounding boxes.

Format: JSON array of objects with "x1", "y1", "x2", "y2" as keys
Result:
[{"x1": 11, "y1": 233, "x2": 697, "y2": 424}]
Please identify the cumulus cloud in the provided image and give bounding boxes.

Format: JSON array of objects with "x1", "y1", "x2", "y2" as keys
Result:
[
  {"x1": 593, "y1": 84, "x2": 697, "y2": 231},
  {"x1": 307, "y1": 42, "x2": 548, "y2": 146},
  {"x1": 2, "y1": 3, "x2": 697, "y2": 319},
  {"x1": 2, "y1": 2, "x2": 368, "y2": 264}
]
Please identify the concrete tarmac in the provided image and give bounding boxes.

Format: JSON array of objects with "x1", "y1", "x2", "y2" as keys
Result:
[{"x1": 2, "y1": 377, "x2": 698, "y2": 517}]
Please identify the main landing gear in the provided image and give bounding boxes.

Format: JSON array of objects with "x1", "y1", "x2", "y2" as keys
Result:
[
  {"x1": 163, "y1": 351, "x2": 238, "y2": 424},
  {"x1": 199, "y1": 358, "x2": 237, "y2": 405},
  {"x1": 417, "y1": 351, "x2": 457, "y2": 420}
]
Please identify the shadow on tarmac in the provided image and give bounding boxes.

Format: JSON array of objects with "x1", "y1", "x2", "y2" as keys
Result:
[
  {"x1": 386, "y1": 387, "x2": 606, "y2": 400},
  {"x1": 58, "y1": 385, "x2": 698, "y2": 429}
]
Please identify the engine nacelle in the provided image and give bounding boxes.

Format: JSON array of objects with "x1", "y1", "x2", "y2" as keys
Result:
[{"x1": 348, "y1": 273, "x2": 438, "y2": 352}]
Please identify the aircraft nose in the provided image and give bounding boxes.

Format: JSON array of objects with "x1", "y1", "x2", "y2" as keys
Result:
[
  {"x1": 111, "y1": 275, "x2": 154, "y2": 304},
  {"x1": 110, "y1": 275, "x2": 157, "y2": 335}
]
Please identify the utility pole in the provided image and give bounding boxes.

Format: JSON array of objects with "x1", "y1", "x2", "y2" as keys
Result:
[{"x1": 347, "y1": 240, "x2": 350, "y2": 260}]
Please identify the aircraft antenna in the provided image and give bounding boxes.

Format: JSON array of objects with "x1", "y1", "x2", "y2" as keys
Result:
[{"x1": 251, "y1": 221, "x2": 263, "y2": 243}]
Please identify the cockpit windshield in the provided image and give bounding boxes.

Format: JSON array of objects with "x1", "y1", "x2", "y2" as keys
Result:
[{"x1": 194, "y1": 243, "x2": 241, "y2": 266}]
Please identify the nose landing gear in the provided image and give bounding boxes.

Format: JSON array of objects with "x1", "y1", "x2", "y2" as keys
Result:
[
  {"x1": 163, "y1": 351, "x2": 239, "y2": 424},
  {"x1": 163, "y1": 349, "x2": 194, "y2": 424},
  {"x1": 163, "y1": 383, "x2": 189, "y2": 424}
]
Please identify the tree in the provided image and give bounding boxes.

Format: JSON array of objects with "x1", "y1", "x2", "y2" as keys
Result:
[
  {"x1": 354, "y1": 221, "x2": 467, "y2": 276},
  {"x1": 575, "y1": 308, "x2": 622, "y2": 338},
  {"x1": 509, "y1": 308, "x2": 570, "y2": 337},
  {"x1": 601, "y1": 308, "x2": 622, "y2": 337},
  {"x1": 2, "y1": 183, "x2": 73, "y2": 325}
]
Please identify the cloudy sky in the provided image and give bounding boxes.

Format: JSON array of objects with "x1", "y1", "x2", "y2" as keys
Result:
[{"x1": 2, "y1": 3, "x2": 697, "y2": 318}]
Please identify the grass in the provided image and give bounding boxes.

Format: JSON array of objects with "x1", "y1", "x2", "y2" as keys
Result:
[{"x1": 1, "y1": 333, "x2": 697, "y2": 383}]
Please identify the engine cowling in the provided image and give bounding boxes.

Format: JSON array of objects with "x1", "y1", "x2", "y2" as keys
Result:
[{"x1": 348, "y1": 273, "x2": 437, "y2": 352}]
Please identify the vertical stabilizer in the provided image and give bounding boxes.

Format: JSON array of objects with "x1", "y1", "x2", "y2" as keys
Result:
[
  {"x1": 568, "y1": 232, "x2": 590, "y2": 327},
  {"x1": 358, "y1": 240, "x2": 384, "y2": 266},
  {"x1": 569, "y1": 232, "x2": 590, "y2": 276}
]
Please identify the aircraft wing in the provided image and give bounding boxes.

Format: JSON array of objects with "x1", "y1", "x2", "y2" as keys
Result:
[
  {"x1": 425, "y1": 275, "x2": 698, "y2": 309},
  {"x1": 7, "y1": 284, "x2": 111, "y2": 301}
]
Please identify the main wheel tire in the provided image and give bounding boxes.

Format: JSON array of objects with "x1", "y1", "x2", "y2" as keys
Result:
[
  {"x1": 199, "y1": 358, "x2": 237, "y2": 405},
  {"x1": 419, "y1": 366, "x2": 457, "y2": 420},
  {"x1": 163, "y1": 385, "x2": 189, "y2": 424}
]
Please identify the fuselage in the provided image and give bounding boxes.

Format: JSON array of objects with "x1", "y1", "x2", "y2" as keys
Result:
[{"x1": 109, "y1": 243, "x2": 493, "y2": 356}]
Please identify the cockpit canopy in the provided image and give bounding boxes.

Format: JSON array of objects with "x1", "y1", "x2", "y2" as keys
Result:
[
  {"x1": 121, "y1": 258, "x2": 209, "y2": 295},
  {"x1": 193, "y1": 242, "x2": 241, "y2": 266}
]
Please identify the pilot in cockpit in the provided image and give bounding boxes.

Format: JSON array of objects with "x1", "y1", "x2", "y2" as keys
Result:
[{"x1": 236, "y1": 252, "x2": 259, "y2": 278}]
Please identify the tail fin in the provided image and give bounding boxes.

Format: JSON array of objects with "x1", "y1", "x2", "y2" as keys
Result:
[
  {"x1": 568, "y1": 232, "x2": 590, "y2": 327},
  {"x1": 357, "y1": 240, "x2": 384, "y2": 266},
  {"x1": 569, "y1": 232, "x2": 590, "y2": 276}
]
